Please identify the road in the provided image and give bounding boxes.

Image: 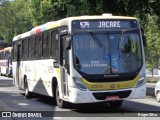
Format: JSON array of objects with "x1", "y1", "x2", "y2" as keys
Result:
[{"x1": 0, "y1": 76, "x2": 160, "y2": 120}]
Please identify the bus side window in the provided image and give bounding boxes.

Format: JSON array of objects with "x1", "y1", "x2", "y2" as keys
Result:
[
  {"x1": 34, "y1": 35, "x2": 42, "y2": 59},
  {"x1": 42, "y1": 33, "x2": 49, "y2": 58},
  {"x1": 13, "y1": 43, "x2": 17, "y2": 61},
  {"x1": 22, "y1": 39, "x2": 28, "y2": 60},
  {"x1": 50, "y1": 30, "x2": 59, "y2": 58},
  {"x1": 28, "y1": 37, "x2": 34, "y2": 59}
]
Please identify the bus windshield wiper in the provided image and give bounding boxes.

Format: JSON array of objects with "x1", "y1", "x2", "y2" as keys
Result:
[
  {"x1": 121, "y1": 28, "x2": 139, "y2": 32},
  {"x1": 89, "y1": 32, "x2": 105, "y2": 49}
]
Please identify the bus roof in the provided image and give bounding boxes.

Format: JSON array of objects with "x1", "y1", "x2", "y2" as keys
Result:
[{"x1": 13, "y1": 14, "x2": 138, "y2": 41}]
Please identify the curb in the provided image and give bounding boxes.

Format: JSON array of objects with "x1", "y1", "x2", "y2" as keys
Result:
[
  {"x1": 146, "y1": 86, "x2": 155, "y2": 97},
  {"x1": 146, "y1": 84, "x2": 155, "y2": 97}
]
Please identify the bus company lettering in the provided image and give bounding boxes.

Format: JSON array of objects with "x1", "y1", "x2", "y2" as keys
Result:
[
  {"x1": 48, "y1": 66, "x2": 54, "y2": 73},
  {"x1": 82, "y1": 61, "x2": 108, "y2": 67},
  {"x1": 25, "y1": 66, "x2": 31, "y2": 72},
  {"x1": 82, "y1": 63, "x2": 107, "y2": 67},
  {"x1": 98, "y1": 21, "x2": 121, "y2": 28}
]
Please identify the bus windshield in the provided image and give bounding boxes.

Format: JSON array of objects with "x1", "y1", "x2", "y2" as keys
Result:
[{"x1": 73, "y1": 32, "x2": 142, "y2": 75}]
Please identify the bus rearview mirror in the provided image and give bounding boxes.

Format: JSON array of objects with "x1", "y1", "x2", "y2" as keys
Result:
[
  {"x1": 142, "y1": 35, "x2": 147, "y2": 46},
  {"x1": 141, "y1": 28, "x2": 147, "y2": 46},
  {"x1": 65, "y1": 37, "x2": 71, "y2": 50}
]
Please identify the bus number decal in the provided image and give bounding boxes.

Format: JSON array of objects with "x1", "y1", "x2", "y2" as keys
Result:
[
  {"x1": 25, "y1": 65, "x2": 31, "y2": 72},
  {"x1": 91, "y1": 85, "x2": 103, "y2": 89},
  {"x1": 80, "y1": 22, "x2": 89, "y2": 28},
  {"x1": 48, "y1": 66, "x2": 54, "y2": 73}
]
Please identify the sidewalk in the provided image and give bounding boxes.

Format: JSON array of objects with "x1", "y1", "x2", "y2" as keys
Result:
[{"x1": 146, "y1": 83, "x2": 156, "y2": 87}]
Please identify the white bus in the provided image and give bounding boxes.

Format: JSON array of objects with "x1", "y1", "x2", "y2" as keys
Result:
[
  {"x1": 12, "y1": 14, "x2": 146, "y2": 108},
  {"x1": 0, "y1": 47, "x2": 12, "y2": 77}
]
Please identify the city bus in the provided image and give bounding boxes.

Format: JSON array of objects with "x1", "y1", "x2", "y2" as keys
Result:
[
  {"x1": 0, "y1": 47, "x2": 12, "y2": 77},
  {"x1": 12, "y1": 14, "x2": 146, "y2": 108}
]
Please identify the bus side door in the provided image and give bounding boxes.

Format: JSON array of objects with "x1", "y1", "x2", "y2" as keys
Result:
[
  {"x1": 16, "y1": 44, "x2": 22, "y2": 89},
  {"x1": 59, "y1": 35, "x2": 70, "y2": 97}
]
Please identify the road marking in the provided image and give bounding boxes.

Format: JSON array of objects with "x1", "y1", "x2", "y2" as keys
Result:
[{"x1": 18, "y1": 103, "x2": 29, "y2": 106}]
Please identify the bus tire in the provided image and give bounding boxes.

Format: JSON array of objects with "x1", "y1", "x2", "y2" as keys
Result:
[
  {"x1": 56, "y1": 85, "x2": 66, "y2": 108},
  {"x1": 110, "y1": 100, "x2": 123, "y2": 108},
  {"x1": 52, "y1": 78, "x2": 57, "y2": 105},
  {"x1": 24, "y1": 78, "x2": 32, "y2": 99}
]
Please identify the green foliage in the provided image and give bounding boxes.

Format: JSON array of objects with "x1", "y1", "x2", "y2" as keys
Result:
[
  {"x1": 29, "y1": 0, "x2": 67, "y2": 26},
  {"x1": 145, "y1": 15, "x2": 160, "y2": 68},
  {"x1": 0, "y1": 0, "x2": 32, "y2": 43},
  {"x1": 0, "y1": 0, "x2": 160, "y2": 68}
]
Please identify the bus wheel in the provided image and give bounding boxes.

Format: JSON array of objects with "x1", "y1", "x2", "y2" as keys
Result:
[
  {"x1": 56, "y1": 85, "x2": 66, "y2": 108},
  {"x1": 24, "y1": 79, "x2": 32, "y2": 99},
  {"x1": 110, "y1": 100, "x2": 123, "y2": 108}
]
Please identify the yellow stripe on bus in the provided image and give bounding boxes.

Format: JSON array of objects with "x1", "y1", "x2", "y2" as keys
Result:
[
  {"x1": 81, "y1": 75, "x2": 140, "y2": 91},
  {"x1": 46, "y1": 23, "x2": 61, "y2": 30},
  {"x1": 56, "y1": 68, "x2": 60, "y2": 80}
]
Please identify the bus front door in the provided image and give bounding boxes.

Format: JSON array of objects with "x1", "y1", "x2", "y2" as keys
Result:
[{"x1": 59, "y1": 36, "x2": 70, "y2": 98}]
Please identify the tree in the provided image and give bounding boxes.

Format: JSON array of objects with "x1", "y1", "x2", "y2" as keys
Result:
[
  {"x1": 0, "y1": 0, "x2": 32, "y2": 43},
  {"x1": 29, "y1": 0, "x2": 67, "y2": 26},
  {"x1": 145, "y1": 15, "x2": 160, "y2": 69},
  {"x1": 0, "y1": 0, "x2": 160, "y2": 71}
]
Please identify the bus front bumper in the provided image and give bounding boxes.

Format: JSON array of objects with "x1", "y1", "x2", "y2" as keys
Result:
[{"x1": 68, "y1": 84, "x2": 146, "y2": 104}]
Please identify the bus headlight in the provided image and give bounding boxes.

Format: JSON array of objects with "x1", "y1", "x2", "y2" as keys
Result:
[
  {"x1": 73, "y1": 77, "x2": 88, "y2": 91},
  {"x1": 135, "y1": 77, "x2": 145, "y2": 88}
]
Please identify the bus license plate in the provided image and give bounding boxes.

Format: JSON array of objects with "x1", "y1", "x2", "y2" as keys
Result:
[{"x1": 106, "y1": 96, "x2": 120, "y2": 101}]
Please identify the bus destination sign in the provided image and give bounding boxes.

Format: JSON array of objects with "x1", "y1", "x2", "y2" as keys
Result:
[{"x1": 72, "y1": 20, "x2": 138, "y2": 30}]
